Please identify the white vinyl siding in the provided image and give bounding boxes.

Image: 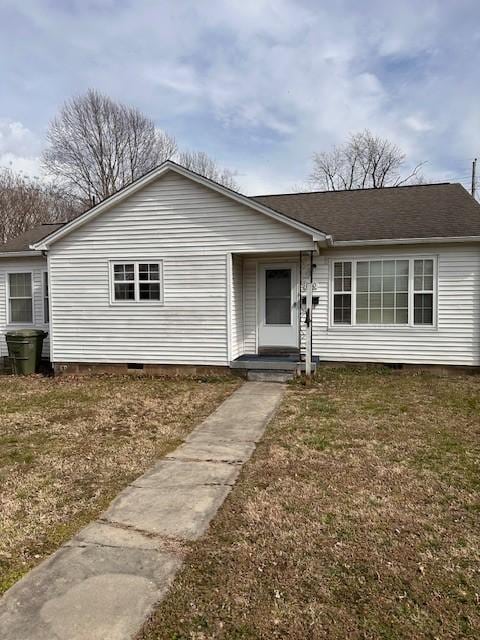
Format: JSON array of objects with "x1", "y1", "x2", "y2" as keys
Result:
[
  {"x1": 48, "y1": 171, "x2": 314, "y2": 366},
  {"x1": 305, "y1": 244, "x2": 480, "y2": 366},
  {"x1": 0, "y1": 256, "x2": 50, "y2": 358}
]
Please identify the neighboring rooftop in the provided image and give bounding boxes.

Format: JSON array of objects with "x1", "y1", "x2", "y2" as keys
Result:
[
  {"x1": 253, "y1": 183, "x2": 480, "y2": 241},
  {"x1": 0, "y1": 224, "x2": 65, "y2": 253}
]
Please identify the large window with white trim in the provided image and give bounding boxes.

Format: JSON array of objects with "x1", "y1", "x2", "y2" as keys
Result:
[
  {"x1": 332, "y1": 258, "x2": 436, "y2": 327},
  {"x1": 8, "y1": 272, "x2": 33, "y2": 323},
  {"x1": 110, "y1": 261, "x2": 163, "y2": 303}
]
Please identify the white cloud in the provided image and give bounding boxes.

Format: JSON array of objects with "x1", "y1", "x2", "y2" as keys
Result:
[{"x1": 0, "y1": 119, "x2": 42, "y2": 177}]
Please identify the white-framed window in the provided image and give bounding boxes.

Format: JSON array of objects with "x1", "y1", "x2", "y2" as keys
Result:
[
  {"x1": 8, "y1": 272, "x2": 33, "y2": 324},
  {"x1": 330, "y1": 257, "x2": 436, "y2": 328},
  {"x1": 43, "y1": 271, "x2": 49, "y2": 323},
  {"x1": 110, "y1": 261, "x2": 163, "y2": 303}
]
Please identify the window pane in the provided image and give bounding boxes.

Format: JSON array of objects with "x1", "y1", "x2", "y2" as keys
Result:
[
  {"x1": 10, "y1": 298, "x2": 33, "y2": 323},
  {"x1": 396, "y1": 293, "x2": 408, "y2": 307},
  {"x1": 396, "y1": 260, "x2": 409, "y2": 276},
  {"x1": 357, "y1": 276, "x2": 369, "y2": 292},
  {"x1": 414, "y1": 276, "x2": 423, "y2": 290},
  {"x1": 44, "y1": 272, "x2": 49, "y2": 296},
  {"x1": 333, "y1": 294, "x2": 351, "y2": 324},
  {"x1": 370, "y1": 261, "x2": 382, "y2": 276},
  {"x1": 370, "y1": 308, "x2": 381, "y2": 324},
  {"x1": 356, "y1": 308, "x2": 368, "y2": 323},
  {"x1": 139, "y1": 264, "x2": 160, "y2": 281},
  {"x1": 383, "y1": 276, "x2": 395, "y2": 292},
  {"x1": 424, "y1": 276, "x2": 433, "y2": 291},
  {"x1": 114, "y1": 264, "x2": 135, "y2": 281},
  {"x1": 383, "y1": 292, "x2": 394, "y2": 307},
  {"x1": 266, "y1": 298, "x2": 291, "y2": 324},
  {"x1": 9, "y1": 273, "x2": 32, "y2": 298},
  {"x1": 343, "y1": 262, "x2": 351, "y2": 277},
  {"x1": 356, "y1": 293, "x2": 368, "y2": 308},
  {"x1": 383, "y1": 261, "x2": 395, "y2": 276},
  {"x1": 382, "y1": 308, "x2": 395, "y2": 324},
  {"x1": 114, "y1": 282, "x2": 135, "y2": 300},
  {"x1": 334, "y1": 277, "x2": 343, "y2": 292},
  {"x1": 395, "y1": 308, "x2": 408, "y2": 324},
  {"x1": 334, "y1": 262, "x2": 342, "y2": 277},
  {"x1": 370, "y1": 277, "x2": 381, "y2": 292},
  {"x1": 424, "y1": 260, "x2": 433, "y2": 275},
  {"x1": 370, "y1": 293, "x2": 381, "y2": 307},
  {"x1": 44, "y1": 298, "x2": 49, "y2": 323},
  {"x1": 266, "y1": 269, "x2": 291, "y2": 298},
  {"x1": 396, "y1": 276, "x2": 408, "y2": 292},
  {"x1": 139, "y1": 283, "x2": 161, "y2": 300},
  {"x1": 414, "y1": 293, "x2": 433, "y2": 325},
  {"x1": 357, "y1": 262, "x2": 369, "y2": 277}
]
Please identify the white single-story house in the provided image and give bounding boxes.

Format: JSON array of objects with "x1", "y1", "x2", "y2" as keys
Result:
[{"x1": 1, "y1": 160, "x2": 480, "y2": 376}]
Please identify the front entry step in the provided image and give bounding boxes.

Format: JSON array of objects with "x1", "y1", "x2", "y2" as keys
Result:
[{"x1": 247, "y1": 369, "x2": 295, "y2": 383}]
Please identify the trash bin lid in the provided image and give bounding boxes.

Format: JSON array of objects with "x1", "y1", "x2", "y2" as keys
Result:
[{"x1": 5, "y1": 329, "x2": 48, "y2": 338}]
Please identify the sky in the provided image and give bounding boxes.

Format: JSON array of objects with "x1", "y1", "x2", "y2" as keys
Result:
[{"x1": 0, "y1": 0, "x2": 479, "y2": 195}]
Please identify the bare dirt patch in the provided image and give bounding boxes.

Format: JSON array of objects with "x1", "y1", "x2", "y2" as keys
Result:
[
  {"x1": 140, "y1": 368, "x2": 480, "y2": 640},
  {"x1": 0, "y1": 374, "x2": 239, "y2": 594}
]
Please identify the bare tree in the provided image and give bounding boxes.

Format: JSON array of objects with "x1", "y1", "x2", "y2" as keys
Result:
[
  {"x1": 42, "y1": 89, "x2": 177, "y2": 205},
  {"x1": 176, "y1": 150, "x2": 239, "y2": 191},
  {"x1": 0, "y1": 168, "x2": 79, "y2": 245},
  {"x1": 310, "y1": 130, "x2": 425, "y2": 191}
]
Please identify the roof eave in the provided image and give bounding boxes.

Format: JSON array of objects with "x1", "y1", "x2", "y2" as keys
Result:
[
  {"x1": 0, "y1": 250, "x2": 43, "y2": 258},
  {"x1": 31, "y1": 161, "x2": 326, "y2": 250}
]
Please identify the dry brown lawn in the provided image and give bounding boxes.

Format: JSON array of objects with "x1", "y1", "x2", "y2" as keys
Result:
[
  {"x1": 140, "y1": 368, "x2": 480, "y2": 640},
  {"x1": 0, "y1": 373, "x2": 239, "y2": 594}
]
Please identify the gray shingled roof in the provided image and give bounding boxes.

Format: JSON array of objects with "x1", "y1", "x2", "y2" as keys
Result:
[
  {"x1": 0, "y1": 224, "x2": 65, "y2": 253},
  {"x1": 3, "y1": 183, "x2": 480, "y2": 251},
  {"x1": 253, "y1": 183, "x2": 480, "y2": 242}
]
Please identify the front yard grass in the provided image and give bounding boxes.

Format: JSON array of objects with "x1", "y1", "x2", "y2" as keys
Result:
[
  {"x1": 0, "y1": 373, "x2": 239, "y2": 594},
  {"x1": 140, "y1": 368, "x2": 480, "y2": 640}
]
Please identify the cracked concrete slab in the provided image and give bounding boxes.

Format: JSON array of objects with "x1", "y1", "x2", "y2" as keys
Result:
[
  {"x1": 132, "y1": 458, "x2": 241, "y2": 488},
  {"x1": 68, "y1": 521, "x2": 163, "y2": 550},
  {"x1": 0, "y1": 381, "x2": 286, "y2": 639},
  {"x1": 0, "y1": 543, "x2": 181, "y2": 640},
  {"x1": 168, "y1": 438, "x2": 256, "y2": 463},
  {"x1": 103, "y1": 483, "x2": 232, "y2": 540}
]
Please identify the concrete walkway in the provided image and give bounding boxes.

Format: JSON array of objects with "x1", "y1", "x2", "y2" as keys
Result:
[{"x1": 0, "y1": 382, "x2": 285, "y2": 640}]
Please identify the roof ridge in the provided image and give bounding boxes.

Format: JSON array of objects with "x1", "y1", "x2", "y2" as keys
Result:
[{"x1": 252, "y1": 182, "x2": 453, "y2": 198}]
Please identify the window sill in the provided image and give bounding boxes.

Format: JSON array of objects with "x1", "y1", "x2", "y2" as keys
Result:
[{"x1": 328, "y1": 324, "x2": 437, "y2": 332}]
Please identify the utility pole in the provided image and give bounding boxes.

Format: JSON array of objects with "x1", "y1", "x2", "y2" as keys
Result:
[{"x1": 472, "y1": 158, "x2": 477, "y2": 199}]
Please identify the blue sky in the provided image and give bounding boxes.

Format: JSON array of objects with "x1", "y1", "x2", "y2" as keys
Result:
[{"x1": 0, "y1": 0, "x2": 479, "y2": 194}]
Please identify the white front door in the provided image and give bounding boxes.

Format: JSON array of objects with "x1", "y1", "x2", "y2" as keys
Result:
[{"x1": 258, "y1": 263, "x2": 299, "y2": 349}]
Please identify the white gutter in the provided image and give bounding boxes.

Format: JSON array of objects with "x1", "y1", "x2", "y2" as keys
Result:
[{"x1": 333, "y1": 235, "x2": 480, "y2": 247}]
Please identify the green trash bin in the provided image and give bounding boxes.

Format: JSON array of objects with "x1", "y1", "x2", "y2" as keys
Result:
[{"x1": 5, "y1": 329, "x2": 48, "y2": 375}]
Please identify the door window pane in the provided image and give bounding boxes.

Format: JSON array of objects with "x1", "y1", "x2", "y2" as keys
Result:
[{"x1": 265, "y1": 269, "x2": 291, "y2": 325}]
